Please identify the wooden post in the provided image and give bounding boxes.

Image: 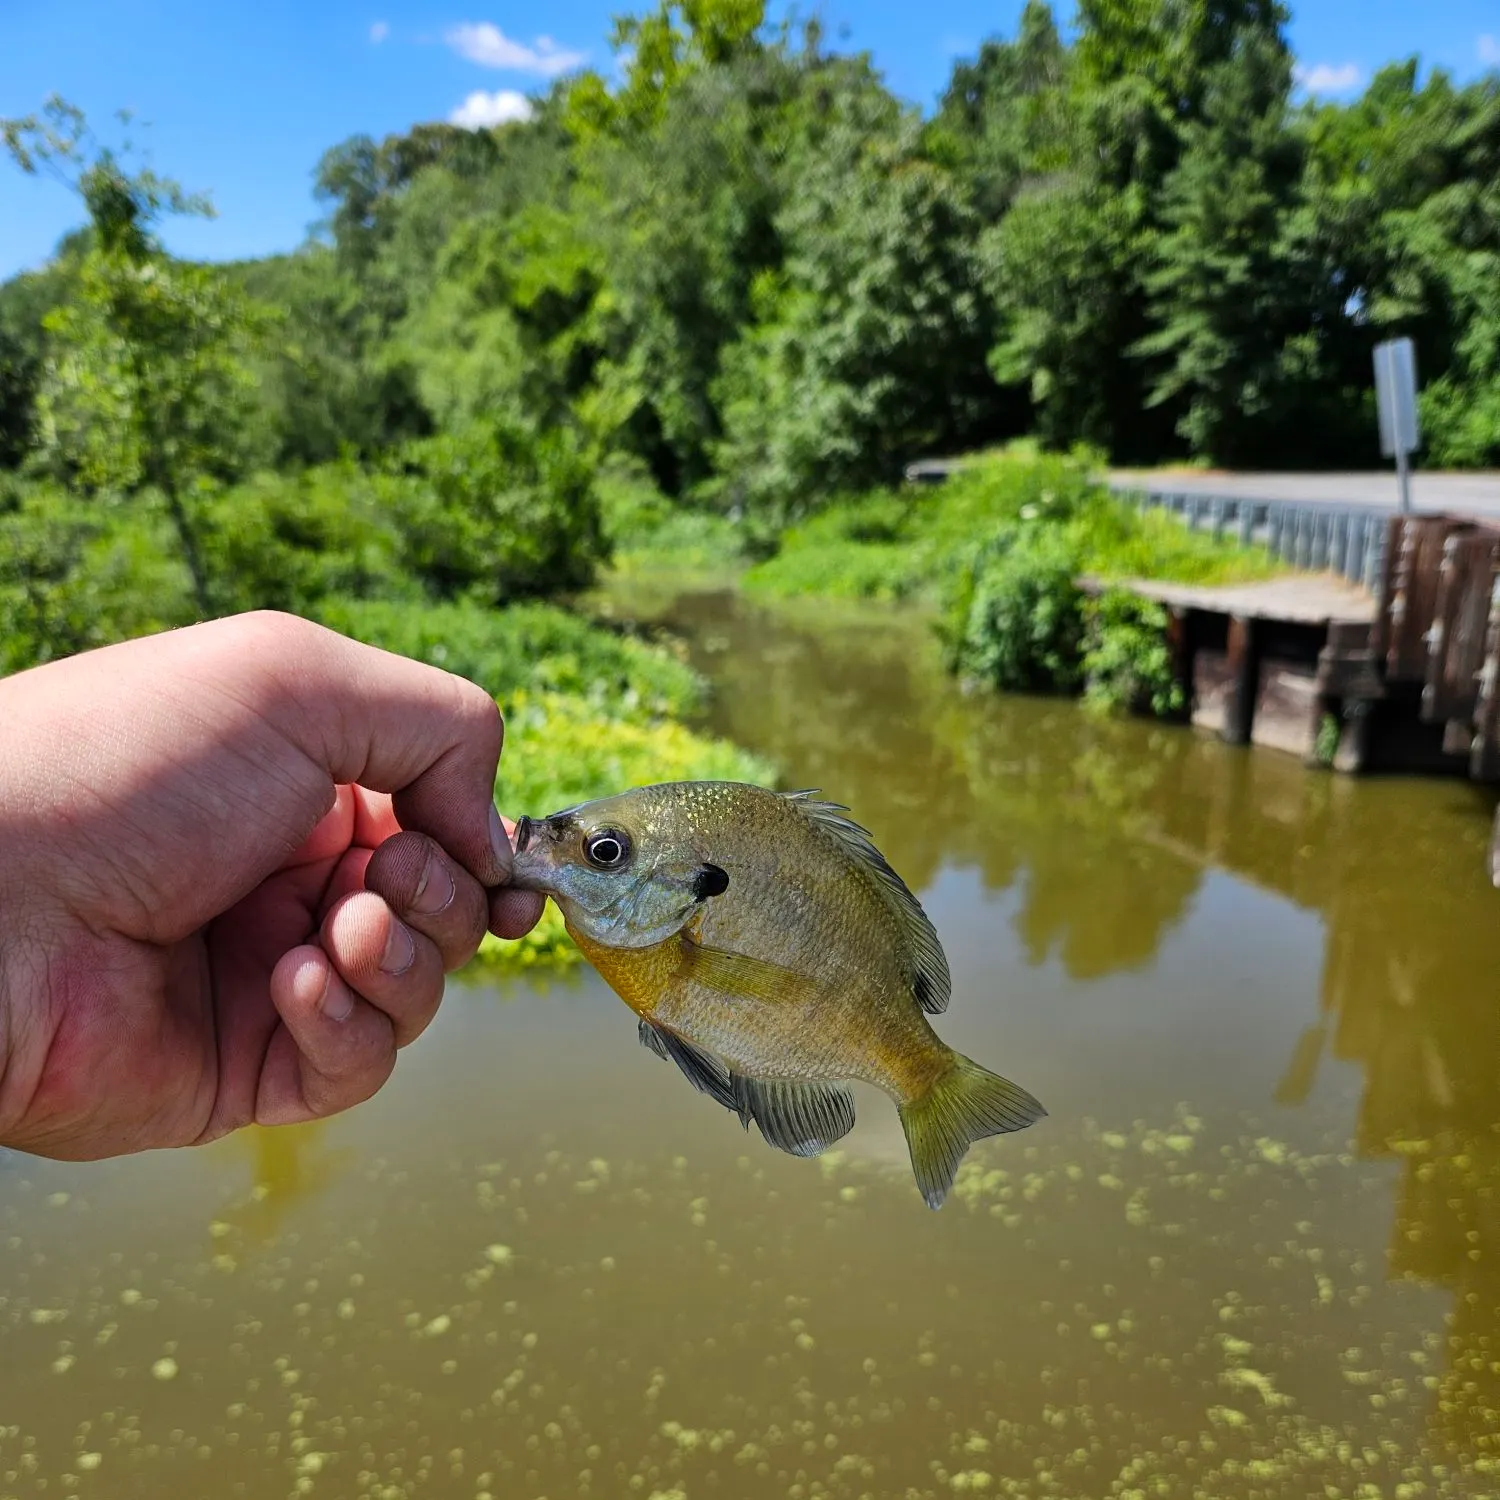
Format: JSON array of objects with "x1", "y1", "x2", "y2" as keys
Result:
[
  {"x1": 1334, "y1": 699, "x2": 1373, "y2": 774},
  {"x1": 1223, "y1": 614, "x2": 1257, "y2": 745},
  {"x1": 1165, "y1": 606, "x2": 1194, "y2": 722}
]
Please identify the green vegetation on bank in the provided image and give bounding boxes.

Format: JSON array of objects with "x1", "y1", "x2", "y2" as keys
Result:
[
  {"x1": 0, "y1": 101, "x2": 774, "y2": 977},
  {"x1": 737, "y1": 446, "x2": 1280, "y2": 711}
]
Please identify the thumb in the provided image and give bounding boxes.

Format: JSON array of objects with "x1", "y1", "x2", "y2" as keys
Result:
[{"x1": 240, "y1": 613, "x2": 514, "y2": 886}]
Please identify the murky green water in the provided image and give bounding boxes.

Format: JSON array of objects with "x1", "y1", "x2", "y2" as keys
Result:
[{"x1": 5, "y1": 588, "x2": 1500, "y2": 1500}]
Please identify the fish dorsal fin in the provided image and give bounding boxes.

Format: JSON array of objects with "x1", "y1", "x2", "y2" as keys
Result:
[
  {"x1": 637, "y1": 1017, "x2": 738, "y2": 1112},
  {"x1": 782, "y1": 790, "x2": 951, "y2": 1015},
  {"x1": 731, "y1": 1076, "x2": 856, "y2": 1157}
]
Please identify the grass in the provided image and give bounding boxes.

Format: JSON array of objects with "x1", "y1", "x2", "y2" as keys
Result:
[
  {"x1": 598, "y1": 460, "x2": 745, "y2": 579},
  {"x1": 745, "y1": 446, "x2": 1285, "y2": 605},
  {"x1": 741, "y1": 492, "x2": 927, "y2": 602}
]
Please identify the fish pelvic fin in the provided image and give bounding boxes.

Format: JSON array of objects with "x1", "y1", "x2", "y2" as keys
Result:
[
  {"x1": 637, "y1": 1017, "x2": 739, "y2": 1112},
  {"x1": 898, "y1": 1054, "x2": 1046, "y2": 1210}
]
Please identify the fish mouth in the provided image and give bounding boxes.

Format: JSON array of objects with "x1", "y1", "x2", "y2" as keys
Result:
[{"x1": 508, "y1": 814, "x2": 565, "y2": 894}]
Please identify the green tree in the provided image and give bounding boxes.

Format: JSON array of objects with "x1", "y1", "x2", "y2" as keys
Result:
[
  {"x1": 3, "y1": 98, "x2": 264, "y2": 612},
  {"x1": 709, "y1": 58, "x2": 1008, "y2": 523},
  {"x1": 1133, "y1": 26, "x2": 1302, "y2": 460},
  {"x1": 929, "y1": 0, "x2": 1070, "y2": 221},
  {"x1": 977, "y1": 0, "x2": 1294, "y2": 460},
  {"x1": 0, "y1": 262, "x2": 74, "y2": 468}
]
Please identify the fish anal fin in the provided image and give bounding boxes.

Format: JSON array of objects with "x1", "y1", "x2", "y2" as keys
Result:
[
  {"x1": 782, "y1": 792, "x2": 951, "y2": 1015},
  {"x1": 733, "y1": 1076, "x2": 856, "y2": 1158},
  {"x1": 898, "y1": 1054, "x2": 1045, "y2": 1209},
  {"x1": 638, "y1": 1017, "x2": 737, "y2": 1113},
  {"x1": 679, "y1": 935, "x2": 816, "y2": 1006}
]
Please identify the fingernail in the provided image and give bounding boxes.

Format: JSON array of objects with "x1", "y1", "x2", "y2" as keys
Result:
[
  {"x1": 411, "y1": 850, "x2": 455, "y2": 916},
  {"x1": 311, "y1": 958, "x2": 354, "y2": 1023},
  {"x1": 382, "y1": 919, "x2": 416, "y2": 977},
  {"x1": 489, "y1": 804, "x2": 514, "y2": 881}
]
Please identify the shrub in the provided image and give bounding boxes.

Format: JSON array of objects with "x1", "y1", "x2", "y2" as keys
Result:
[
  {"x1": 315, "y1": 596, "x2": 705, "y2": 721},
  {"x1": 1081, "y1": 589, "x2": 1184, "y2": 718},
  {"x1": 0, "y1": 477, "x2": 195, "y2": 673},
  {"x1": 942, "y1": 526, "x2": 1084, "y2": 693},
  {"x1": 200, "y1": 464, "x2": 414, "y2": 616},
  {"x1": 395, "y1": 419, "x2": 607, "y2": 602}
]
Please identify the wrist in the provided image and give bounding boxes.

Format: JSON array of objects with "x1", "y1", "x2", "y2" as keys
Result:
[
  {"x1": 0, "y1": 898, "x2": 70, "y2": 1156},
  {"x1": 0, "y1": 799, "x2": 57, "y2": 1153}
]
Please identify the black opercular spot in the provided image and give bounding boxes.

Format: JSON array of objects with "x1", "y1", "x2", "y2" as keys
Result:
[{"x1": 692, "y1": 863, "x2": 730, "y2": 901}]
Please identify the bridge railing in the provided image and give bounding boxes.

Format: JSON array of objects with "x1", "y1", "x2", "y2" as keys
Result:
[{"x1": 1105, "y1": 485, "x2": 1389, "y2": 592}]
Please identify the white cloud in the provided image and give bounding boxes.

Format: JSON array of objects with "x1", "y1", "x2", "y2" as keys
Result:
[
  {"x1": 445, "y1": 21, "x2": 585, "y2": 76},
  {"x1": 1480, "y1": 35, "x2": 1500, "y2": 66},
  {"x1": 1294, "y1": 62, "x2": 1363, "y2": 95},
  {"x1": 369, "y1": 19, "x2": 389, "y2": 43},
  {"x1": 449, "y1": 89, "x2": 534, "y2": 129}
]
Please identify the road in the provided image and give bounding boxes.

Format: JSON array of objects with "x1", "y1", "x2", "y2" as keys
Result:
[{"x1": 1107, "y1": 468, "x2": 1500, "y2": 517}]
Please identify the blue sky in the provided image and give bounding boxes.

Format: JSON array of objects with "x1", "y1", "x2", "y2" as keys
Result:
[{"x1": 2, "y1": 0, "x2": 1497, "y2": 280}]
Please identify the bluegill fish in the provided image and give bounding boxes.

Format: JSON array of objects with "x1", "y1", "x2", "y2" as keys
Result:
[{"x1": 510, "y1": 782, "x2": 1045, "y2": 1208}]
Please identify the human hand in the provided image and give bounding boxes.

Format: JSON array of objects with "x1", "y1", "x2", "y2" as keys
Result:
[{"x1": 0, "y1": 610, "x2": 545, "y2": 1160}]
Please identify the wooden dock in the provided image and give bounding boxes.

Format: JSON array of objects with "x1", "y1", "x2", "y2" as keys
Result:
[
  {"x1": 1080, "y1": 571, "x2": 1379, "y2": 761},
  {"x1": 1093, "y1": 516, "x2": 1500, "y2": 874}
]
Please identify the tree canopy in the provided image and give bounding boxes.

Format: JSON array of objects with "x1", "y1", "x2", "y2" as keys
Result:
[{"x1": 4, "y1": 0, "x2": 1499, "y2": 541}]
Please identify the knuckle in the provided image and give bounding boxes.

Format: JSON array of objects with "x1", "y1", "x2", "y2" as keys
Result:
[
  {"x1": 455, "y1": 678, "x2": 504, "y2": 754},
  {"x1": 233, "y1": 609, "x2": 322, "y2": 656},
  {"x1": 312, "y1": 1048, "x2": 393, "y2": 1110}
]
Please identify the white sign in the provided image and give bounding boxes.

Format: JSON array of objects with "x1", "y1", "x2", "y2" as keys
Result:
[{"x1": 1374, "y1": 337, "x2": 1419, "y2": 459}]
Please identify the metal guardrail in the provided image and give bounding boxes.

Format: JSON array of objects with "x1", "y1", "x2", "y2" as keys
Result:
[{"x1": 1107, "y1": 486, "x2": 1389, "y2": 592}]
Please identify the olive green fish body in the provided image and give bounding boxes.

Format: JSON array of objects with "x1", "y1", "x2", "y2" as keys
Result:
[{"x1": 511, "y1": 781, "x2": 1044, "y2": 1207}]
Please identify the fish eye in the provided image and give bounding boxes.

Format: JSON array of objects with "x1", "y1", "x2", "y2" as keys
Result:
[{"x1": 584, "y1": 828, "x2": 632, "y2": 870}]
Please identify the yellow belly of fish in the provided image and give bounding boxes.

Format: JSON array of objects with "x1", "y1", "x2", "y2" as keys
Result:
[
  {"x1": 567, "y1": 924, "x2": 680, "y2": 1020},
  {"x1": 565, "y1": 920, "x2": 948, "y2": 1102}
]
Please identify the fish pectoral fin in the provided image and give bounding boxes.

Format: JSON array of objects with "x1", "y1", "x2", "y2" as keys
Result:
[
  {"x1": 731, "y1": 1076, "x2": 856, "y2": 1158},
  {"x1": 637, "y1": 1017, "x2": 738, "y2": 1113},
  {"x1": 678, "y1": 935, "x2": 816, "y2": 1006}
]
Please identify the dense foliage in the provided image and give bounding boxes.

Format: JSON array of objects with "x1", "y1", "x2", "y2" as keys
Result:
[
  {"x1": 6, "y1": 0, "x2": 1498, "y2": 537},
  {"x1": 742, "y1": 446, "x2": 1278, "y2": 700}
]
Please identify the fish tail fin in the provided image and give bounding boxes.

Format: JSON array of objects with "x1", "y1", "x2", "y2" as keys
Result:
[{"x1": 898, "y1": 1053, "x2": 1046, "y2": 1210}]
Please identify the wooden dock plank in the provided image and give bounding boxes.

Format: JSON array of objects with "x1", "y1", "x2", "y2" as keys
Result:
[{"x1": 1076, "y1": 574, "x2": 1376, "y2": 626}]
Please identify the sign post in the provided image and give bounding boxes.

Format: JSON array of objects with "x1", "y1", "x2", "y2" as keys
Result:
[{"x1": 1373, "y1": 337, "x2": 1419, "y2": 514}]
